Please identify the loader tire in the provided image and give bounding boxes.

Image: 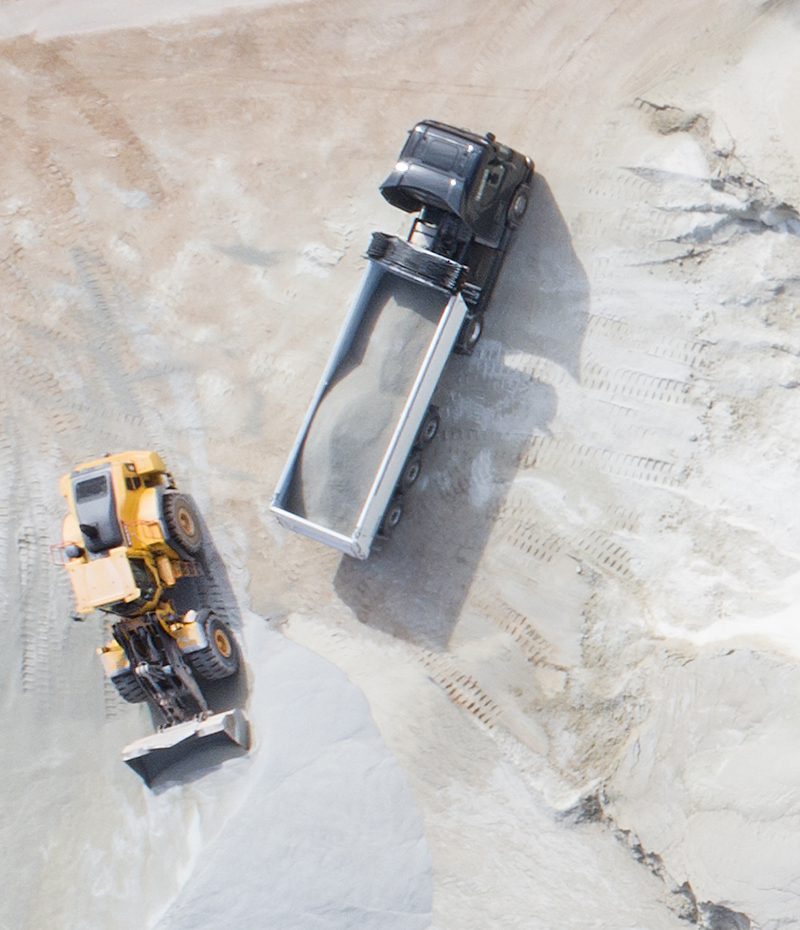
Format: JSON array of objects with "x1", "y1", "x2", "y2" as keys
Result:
[
  {"x1": 112, "y1": 670, "x2": 147, "y2": 704},
  {"x1": 163, "y1": 492, "x2": 203, "y2": 556},
  {"x1": 188, "y1": 615, "x2": 239, "y2": 680}
]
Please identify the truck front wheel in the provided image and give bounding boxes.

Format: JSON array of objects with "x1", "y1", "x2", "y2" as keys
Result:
[{"x1": 507, "y1": 185, "x2": 530, "y2": 228}]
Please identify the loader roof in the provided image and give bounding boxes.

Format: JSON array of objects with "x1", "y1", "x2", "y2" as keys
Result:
[{"x1": 66, "y1": 450, "x2": 168, "y2": 478}]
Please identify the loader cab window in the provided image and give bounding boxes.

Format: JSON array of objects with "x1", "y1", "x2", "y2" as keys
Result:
[
  {"x1": 73, "y1": 469, "x2": 123, "y2": 554},
  {"x1": 75, "y1": 475, "x2": 108, "y2": 501}
]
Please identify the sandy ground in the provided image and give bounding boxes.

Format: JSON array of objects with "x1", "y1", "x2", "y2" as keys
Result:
[{"x1": 2, "y1": 0, "x2": 800, "y2": 927}]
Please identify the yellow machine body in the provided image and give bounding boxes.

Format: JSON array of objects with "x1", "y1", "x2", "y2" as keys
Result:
[
  {"x1": 59, "y1": 451, "x2": 189, "y2": 615},
  {"x1": 58, "y1": 451, "x2": 248, "y2": 787}
]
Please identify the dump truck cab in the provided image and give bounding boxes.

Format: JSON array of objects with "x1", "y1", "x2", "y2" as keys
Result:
[{"x1": 380, "y1": 119, "x2": 533, "y2": 249}]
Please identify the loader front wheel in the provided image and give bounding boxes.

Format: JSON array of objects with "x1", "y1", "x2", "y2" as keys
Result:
[
  {"x1": 112, "y1": 670, "x2": 148, "y2": 704},
  {"x1": 188, "y1": 615, "x2": 239, "y2": 680},
  {"x1": 163, "y1": 493, "x2": 203, "y2": 556}
]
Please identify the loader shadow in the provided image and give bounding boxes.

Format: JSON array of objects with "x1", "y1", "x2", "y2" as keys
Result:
[
  {"x1": 334, "y1": 175, "x2": 590, "y2": 648},
  {"x1": 144, "y1": 514, "x2": 251, "y2": 789},
  {"x1": 178, "y1": 513, "x2": 248, "y2": 713},
  {"x1": 147, "y1": 728, "x2": 251, "y2": 793}
]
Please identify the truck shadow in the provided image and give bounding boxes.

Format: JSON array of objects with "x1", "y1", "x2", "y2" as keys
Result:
[{"x1": 333, "y1": 175, "x2": 589, "y2": 649}]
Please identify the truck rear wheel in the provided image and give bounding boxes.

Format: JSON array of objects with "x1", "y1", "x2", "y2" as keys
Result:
[
  {"x1": 187, "y1": 614, "x2": 240, "y2": 680},
  {"x1": 111, "y1": 670, "x2": 148, "y2": 704},
  {"x1": 416, "y1": 407, "x2": 440, "y2": 447},
  {"x1": 455, "y1": 315, "x2": 483, "y2": 355},
  {"x1": 401, "y1": 454, "x2": 422, "y2": 490},
  {"x1": 380, "y1": 497, "x2": 404, "y2": 537},
  {"x1": 163, "y1": 492, "x2": 203, "y2": 556}
]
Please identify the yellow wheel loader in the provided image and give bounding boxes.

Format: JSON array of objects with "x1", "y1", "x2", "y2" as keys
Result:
[{"x1": 59, "y1": 451, "x2": 248, "y2": 785}]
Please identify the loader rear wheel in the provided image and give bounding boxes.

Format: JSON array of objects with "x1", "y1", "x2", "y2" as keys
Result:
[
  {"x1": 163, "y1": 493, "x2": 203, "y2": 556},
  {"x1": 188, "y1": 615, "x2": 239, "y2": 680},
  {"x1": 112, "y1": 670, "x2": 147, "y2": 704}
]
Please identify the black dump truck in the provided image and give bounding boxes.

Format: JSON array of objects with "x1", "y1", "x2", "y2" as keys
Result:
[
  {"x1": 377, "y1": 119, "x2": 533, "y2": 352},
  {"x1": 272, "y1": 120, "x2": 533, "y2": 558}
]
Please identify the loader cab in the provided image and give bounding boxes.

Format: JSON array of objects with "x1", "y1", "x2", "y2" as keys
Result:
[
  {"x1": 72, "y1": 467, "x2": 124, "y2": 554},
  {"x1": 380, "y1": 120, "x2": 529, "y2": 248}
]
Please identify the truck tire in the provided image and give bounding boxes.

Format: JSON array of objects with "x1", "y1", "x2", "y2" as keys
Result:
[
  {"x1": 380, "y1": 496, "x2": 404, "y2": 538},
  {"x1": 416, "y1": 407, "x2": 440, "y2": 447},
  {"x1": 367, "y1": 232, "x2": 390, "y2": 259},
  {"x1": 401, "y1": 453, "x2": 422, "y2": 490},
  {"x1": 163, "y1": 492, "x2": 203, "y2": 556},
  {"x1": 507, "y1": 185, "x2": 530, "y2": 229},
  {"x1": 111, "y1": 670, "x2": 147, "y2": 704},
  {"x1": 454, "y1": 315, "x2": 483, "y2": 355},
  {"x1": 187, "y1": 614, "x2": 240, "y2": 680}
]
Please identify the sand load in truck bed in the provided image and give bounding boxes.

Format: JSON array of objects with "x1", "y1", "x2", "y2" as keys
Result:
[{"x1": 286, "y1": 272, "x2": 448, "y2": 535}]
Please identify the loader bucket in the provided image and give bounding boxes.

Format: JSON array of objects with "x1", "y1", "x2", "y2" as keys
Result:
[{"x1": 122, "y1": 708, "x2": 250, "y2": 787}]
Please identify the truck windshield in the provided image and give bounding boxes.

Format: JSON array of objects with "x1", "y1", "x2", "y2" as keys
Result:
[
  {"x1": 418, "y1": 136, "x2": 461, "y2": 172},
  {"x1": 402, "y1": 131, "x2": 478, "y2": 178}
]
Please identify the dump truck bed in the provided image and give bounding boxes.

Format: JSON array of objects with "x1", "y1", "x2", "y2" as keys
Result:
[{"x1": 271, "y1": 252, "x2": 469, "y2": 559}]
